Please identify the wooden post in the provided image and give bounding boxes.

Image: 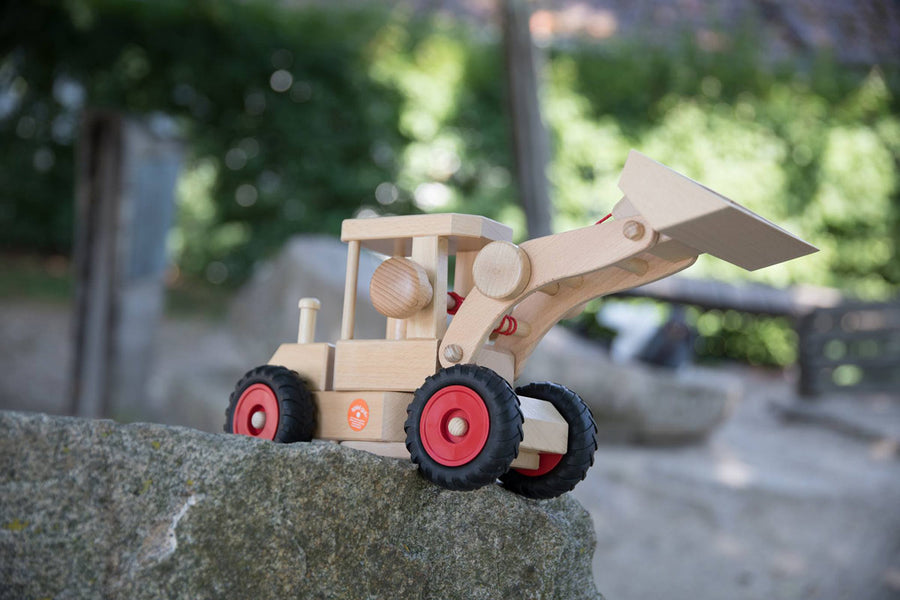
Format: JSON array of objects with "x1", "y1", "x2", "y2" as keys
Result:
[
  {"x1": 341, "y1": 240, "x2": 361, "y2": 340},
  {"x1": 69, "y1": 111, "x2": 182, "y2": 418},
  {"x1": 407, "y1": 236, "x2": 448, "y2": 339},
  {"x1": 453, "y1": 249, "x2": 478, "y2": 296},
  {"x1": 387, "y1": 238, "x2": 408, "y2": 340},
  {"x1": 502, "y1": 0, "x2": 553, "y2": 238},
  {"x1": 297, "y1": 298, "x2": 321, "y2": 344}
]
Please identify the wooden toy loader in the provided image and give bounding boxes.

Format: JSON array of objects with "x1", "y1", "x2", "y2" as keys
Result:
[{"x1": 226, "y1": 150, "x2": 817, "y2": 499}]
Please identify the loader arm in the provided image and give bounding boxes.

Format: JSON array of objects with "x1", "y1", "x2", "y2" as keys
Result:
[
  {"x1": 441, "y1": 150, "x2": 818, "y2": 377},
  {"x1": 494, "y1": 252, "x2": 696, "y2": 378},
  {"x1": 440, "y1": 216, "x2": 667, "y2": 371}
]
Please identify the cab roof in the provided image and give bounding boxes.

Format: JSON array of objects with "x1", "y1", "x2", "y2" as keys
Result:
[{"x1": 341, "y1": 213, "x2": 512, "y2": 255}]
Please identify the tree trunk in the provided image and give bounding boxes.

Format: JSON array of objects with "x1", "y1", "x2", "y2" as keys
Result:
[
  {"x1": 502, "y1": 0, "x2": 553, "y2": 238},
  {"x1": 70, "y1": 111, "x2": 182, "y2": 418}
]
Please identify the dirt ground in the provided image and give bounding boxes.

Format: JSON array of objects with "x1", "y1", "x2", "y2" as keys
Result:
[
  {"x1": 2, "y1": 297, "x2": 899, "y2": 600},
  {"x1": 574, "y1": 369, "x2": 900, "y2": 600}
]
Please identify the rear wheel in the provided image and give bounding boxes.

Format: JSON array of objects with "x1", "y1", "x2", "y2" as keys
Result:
[
  {"x1": 225, "y1": 365, "x2": 316, "y2": 443},
  {"x1": 500, "y1": 382, "x2": 597, "y2": 499},
  {"x1": 406, "y1": 364, "x2": 523, "y2": 491}
]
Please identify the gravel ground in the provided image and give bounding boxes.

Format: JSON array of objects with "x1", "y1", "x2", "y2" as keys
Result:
[{"x1": 2, "y1": 298, "x2": 899, "y2": 599}]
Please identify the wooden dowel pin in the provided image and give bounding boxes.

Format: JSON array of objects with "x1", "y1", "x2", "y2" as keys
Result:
[
  {"x1": 615, "y1": 257, "x2": 649, "y2": 276},
  {"x1": 539, "y1": 275, "x2": 583, "y2": 296}
]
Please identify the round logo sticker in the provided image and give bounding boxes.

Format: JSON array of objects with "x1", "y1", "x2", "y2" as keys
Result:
[{"x1": 347, "y1": 399, "x2": 369, "y2": 432}]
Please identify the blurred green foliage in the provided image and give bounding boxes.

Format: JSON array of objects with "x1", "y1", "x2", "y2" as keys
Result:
[
  {"x1": 1, "y1": 0, "x2": 412, "y2": 284},
  {"x1": 2, "y1": 0, "x2": 898, "y2": 366}
]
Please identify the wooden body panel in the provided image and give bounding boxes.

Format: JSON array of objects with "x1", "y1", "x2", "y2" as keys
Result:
[
  {"x1": 333, "y1": 339, "x2": 439, "y2": 391},
  {"x1": 315, "y1": 391, "x2": 411, "y2": 442},
  {"x1": 268, "y1": 343, "x2": 334, "y2": 391},
  {"x1": 510, "y1": 451, "x2": 540, "y2": 470},
  {"x1": 473, "y1": 346, "x2": 515, "y2": 385},
  {"x1": 619, "y1": 150, "x2": 817, "y2": 270},
  {"x1": 519, "y1": 395, "x2": 568, "y2": 454}
]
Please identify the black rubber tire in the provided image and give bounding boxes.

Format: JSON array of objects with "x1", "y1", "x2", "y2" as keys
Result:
[
  {"x1": 405, "y1": 364, "x2": 523, "y2": 491},
  {"x1": 500, "y1": 382, "x2": 597, "y2": 499},
  {"x1": 225, "y1": 365, "x2": 316, "y2": 443}
]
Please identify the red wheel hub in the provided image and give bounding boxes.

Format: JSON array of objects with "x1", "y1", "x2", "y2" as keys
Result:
[
  {"x1": 515, "y1": 452, "x2": 563, "y2": 477},
  {"x1": 420, "y1": 385, "x2": 490, "y2": 467},
  {"x1": 233, "y1": 383, "x2": 280, "y2": 440}
]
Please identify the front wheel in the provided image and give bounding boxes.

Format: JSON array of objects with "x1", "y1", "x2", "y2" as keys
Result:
[
  {"x1": 225, "y1": 365, "x2": 316, "y2": 443},
  {"x1": 405, "y1": 364, "x2": 523, "y2": 491},
  {"x1": 500, "y1": 382, "x2": 597, "y2": 499}
]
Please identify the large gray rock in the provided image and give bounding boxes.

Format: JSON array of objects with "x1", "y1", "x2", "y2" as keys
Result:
[{"x1": 0, "y1": 411, "x2": 602, "y2": 600}]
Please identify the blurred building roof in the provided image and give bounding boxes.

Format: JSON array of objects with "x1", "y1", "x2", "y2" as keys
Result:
[{"x1": 423, "y1": 0, "x2": 900, "y2": 66}]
